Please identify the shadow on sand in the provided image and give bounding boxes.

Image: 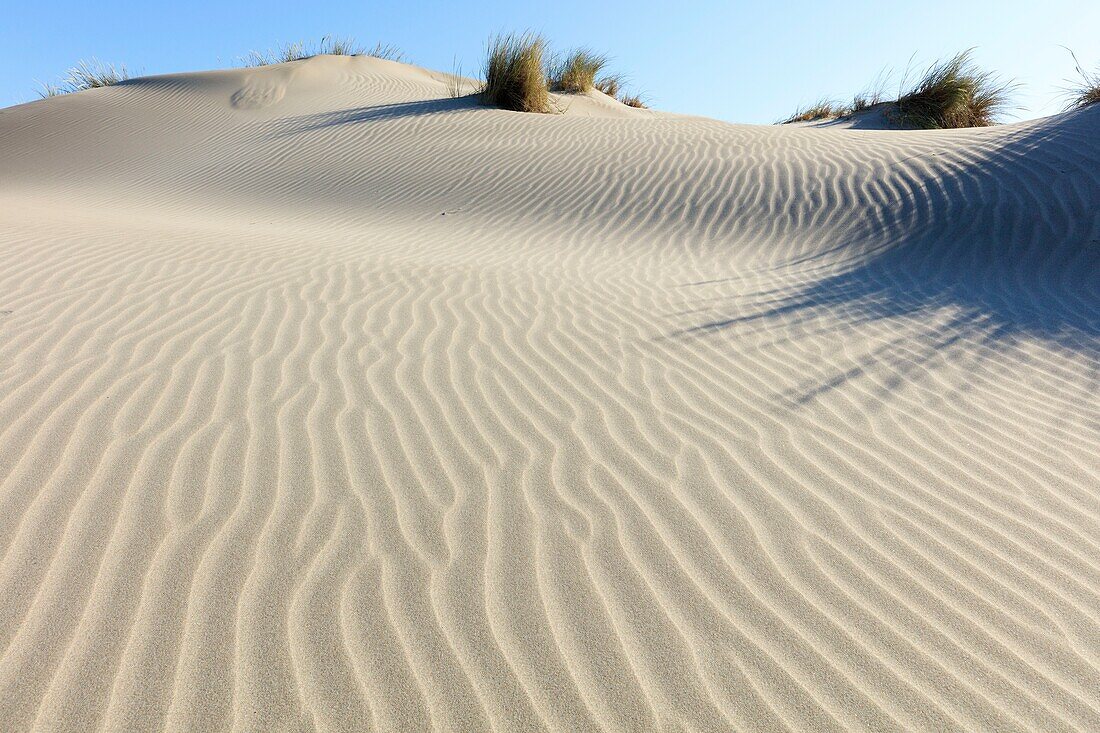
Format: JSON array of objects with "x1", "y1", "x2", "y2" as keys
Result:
[
  {"x1": 680, "y1": 106, "x2": 1100, "y2": 404},
  {"x1": 271, "y1": 96, "x2": 483, "y2": 137}
]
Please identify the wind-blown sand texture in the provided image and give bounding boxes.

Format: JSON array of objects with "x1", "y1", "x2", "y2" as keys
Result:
[{"x1": 0, "y1": 55, "x2": 1098, "y2": 732}]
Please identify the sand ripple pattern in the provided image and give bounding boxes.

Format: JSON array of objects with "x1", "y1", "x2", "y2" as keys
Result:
[{"x1": 0, "y1": 56, "x2": 1098, "y2": 731}]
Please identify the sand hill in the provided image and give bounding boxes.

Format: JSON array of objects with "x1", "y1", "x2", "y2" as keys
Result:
[{"x1": 0, "y1": 54, "x2": 1098, "y2": 731}]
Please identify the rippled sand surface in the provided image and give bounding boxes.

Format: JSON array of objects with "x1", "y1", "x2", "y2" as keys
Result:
[{"x1": 0, "y1": 55, "x2": 1098, "y2": 731}]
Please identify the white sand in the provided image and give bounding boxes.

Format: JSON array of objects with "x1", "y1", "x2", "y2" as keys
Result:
[{"x1": 0, "y1": 55, "x2": 1098, "y2": 731}]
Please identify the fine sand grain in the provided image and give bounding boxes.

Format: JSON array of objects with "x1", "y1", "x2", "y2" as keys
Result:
[{"x1": 0, "y1": 55, "x2": 1098, "y2": 731}]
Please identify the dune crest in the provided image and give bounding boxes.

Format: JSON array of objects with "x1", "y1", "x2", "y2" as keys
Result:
[{"x1": 0, "y1": 55, "x2": 1097, "y2": 731}]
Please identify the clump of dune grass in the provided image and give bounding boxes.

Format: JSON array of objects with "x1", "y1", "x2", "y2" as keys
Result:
[
  {"x1": 594, "y1": 73, "x2": 624, "y2": 98},
  {"x1": 38, "y1": 59, "x2": 130, "y2": 97},
  {"x1": 243, "y1": 42, "x2": 309, "y2": 66},
  {"x1": 38, "y1": 83, "x2": 65, "y2": 98},
  {"x1": 67, "y1": 59, "x2": 130, "y2": 88},
  {"x1": 362, "y1": 42, "x2": 406, "y2": 62},
  {"x1": 781, "y1": 70, "x2": 890, "y2": 123},
  {"x1": 446, "y1": 57, "x2": 463, "y2": 98},
  {"x1": 781, "y1": 99, "x2": 850, "y2": 124},
  {"x1": 480, "y1": 32, "x2": 550, "y2": 113},
  {"x1": 850, "y1": 93, "x2": 881, "y2": 113},
  {"x1": 549, "y1": 49, "x2": 608, "y2": 93},
  {"x1": 321, "y1": 36, "x2": 362, "y2": 56},
  {"x1": 894, "y1": 49, "x2": 1014, "y2": 128},
  {"x1": 850, "y1": 69, "x2": 890, "y2": 112},
  {"x1": 592, "y1": 73, "x2": 648, "y2": 108},
  {"x1": 779, "y1": 50, "x2": 1013, "y2": 128},
  {"x1": 445, "y1": 56, "x2": 476, "y2": 98},
  {"x1": 1063, "y1": 49, "x2": 1100, "y2": 109},
  {"x1": 244, "y1": 38, "x2": 405, "y2": 67}
]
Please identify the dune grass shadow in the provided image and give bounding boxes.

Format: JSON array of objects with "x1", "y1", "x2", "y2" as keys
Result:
[
  {"x1": 677, "y1": 106, "x2": 1100, "y2": 404},
  {"x1": 272, "y1": 96, "x2": 483, "y2": 137}
]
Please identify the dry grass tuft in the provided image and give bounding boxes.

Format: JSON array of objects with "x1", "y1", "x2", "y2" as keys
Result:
[
  {"x1": 480, "y1": 32, "x2": 551, "y2": 113},
  {"x1": 593, "y1": 73, "x2": 648, "y2": 108},
  {"x1": 64, "y1": 59, "x2": 130, "y2": 89},
  {"x1": 319, "y1": 36, "x2": 363, "y2": 56},
  {"x1": 781, "y1": 74, "x2": 887, "y2": 123},
  {"x1": 38, "y1": 83, "x2": 66, "y2": 98},
  {"x1": 895, "y1": 50, "x2": 1014, "y2": 128},
  {"x1": 850, "y1": 69, "x2": 890, "y2": 112},
  {"x1": 244, "y1": 38, "x2": 405, "y2": 67},
  {"x1": 594, "y1": 73, "x2": 624, "y2": 98},
  {"x1": 363, "y1": 42, "x2": 406, "y2": 62},
  {"x1": 780, "y1": 50, "x2": 1014, "y2": 128},
  {"x1": 550, "y1": 49, "x2": 608, "y2": 93},
  {"x1": 244, "y1": 42, "x2": 309, "y2": 66},
  {"x1": 781, "y1": 99, "x2": 849, "y2": 124},
  {"x1": 1063, "y1": 48, "x2": 1100, "y2": 110},
  {"x1": 38, "y1": 59, "x2": 130, "y2": 97},
  {"x1": 445, "y1": 56, "x2": 474, "y2": 98}
]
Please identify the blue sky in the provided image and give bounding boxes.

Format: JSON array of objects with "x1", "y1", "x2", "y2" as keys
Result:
[{"x1": 3, "y1": 1, "x2": 1098, "y2": 123}]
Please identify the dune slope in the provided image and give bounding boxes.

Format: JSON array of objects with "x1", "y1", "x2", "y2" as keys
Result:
[{"x1": 0, "y1": 55, "x2": 1098, "y2": 732}]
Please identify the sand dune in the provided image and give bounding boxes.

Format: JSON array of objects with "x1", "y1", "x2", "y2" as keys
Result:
[{"x1": 0, "y1": 54, "x2": 1098, "y2": 731}]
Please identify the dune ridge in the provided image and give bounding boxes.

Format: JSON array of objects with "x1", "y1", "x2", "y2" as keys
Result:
[{"x1": 0, "y1": 54, "x2": 1098, "y2": 731}]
